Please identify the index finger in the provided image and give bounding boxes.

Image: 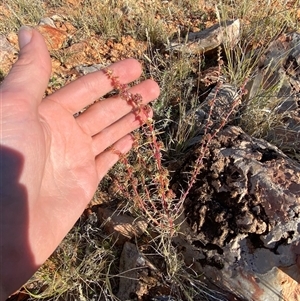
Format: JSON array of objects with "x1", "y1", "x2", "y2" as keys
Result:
[{"x1": 46, "y1": 59, "x2": 143, "y2": 114}]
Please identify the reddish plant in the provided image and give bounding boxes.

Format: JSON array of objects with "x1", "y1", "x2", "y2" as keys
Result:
[{"x1": 103, "y1": 64, "x2": 247, "y2": 235}]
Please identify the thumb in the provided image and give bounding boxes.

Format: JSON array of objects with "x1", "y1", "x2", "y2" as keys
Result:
[{"x1": 0, "y1": 26, "x2": 51, "y2": 108}]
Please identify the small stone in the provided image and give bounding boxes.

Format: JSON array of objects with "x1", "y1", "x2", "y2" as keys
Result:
[
  {"x1": 117, "y1": 242, "x2": 140, "y2": 300},
  {"x1": 0, "y1": 34, "x2": 16, "y2": 55},
  {"x1": 0, "y1": 35, "x2": 18, "y2": 74},
  {"x1": 98, "y1": 208, "x2": 148, "y2": 245},
  {"x1": 236, "y1": 212, "x2": 254, "y2": 229},
  {"x1": 39, "y1": 17, "x2": 56, "y2": 27},
  {"x1": 75, "y1": 63, "x2": 105, "y2": 75},
  {"x1": 51, "y1": 59, "x2": 62, "y2": 74},
  {"x1": 117, "y1": 242, "x2": 157, "y2": 300},
  {"x1": 6, "y1": 32, "x2": 19, "y2": 48}
]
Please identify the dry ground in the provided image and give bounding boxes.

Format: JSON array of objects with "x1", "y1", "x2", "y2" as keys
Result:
[{"x1": 1, "y1": 0, "x2": 300, "y2": 300}]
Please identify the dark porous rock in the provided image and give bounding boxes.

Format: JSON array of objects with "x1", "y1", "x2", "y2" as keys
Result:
[
  {"x1": 180, "y1": 125, "x2": 300, "y2": 301},
  {"x1": 184, "y1": 83, "x2": 242, "y2": 148}
]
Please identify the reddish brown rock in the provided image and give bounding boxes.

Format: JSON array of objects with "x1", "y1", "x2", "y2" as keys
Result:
[
  {"x1": 61, "y1": 41, "x2": 90, "y2": 68},
  {"x1": 55, "y1": 21, "x2": 76, "y2": 34},
  {"x1": 0, "y1": 35, "x2": 18, "y2": 74},
  {"x1": 6, "y1": 32, "x2": 19, "y2": 49},
  {"x1": 50, "y1": 59, "x2": 62, "y2": 74},
  {"x1": 36, "y1": 25, "x2": 68, "y2": 50}
]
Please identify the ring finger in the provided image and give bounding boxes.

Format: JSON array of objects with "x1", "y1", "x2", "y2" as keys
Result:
[{"x1": 92, "y1": 106, "x2": 153, "y2": 156}]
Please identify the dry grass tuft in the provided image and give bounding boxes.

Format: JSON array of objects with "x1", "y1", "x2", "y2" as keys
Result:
[
  {"x1": 1, "y1": 0, "x2": 45, "y2": 32},
  {"x1": 25, "y1": 214, "x2": 118, "y2": 301},
  {"x1": 218, "y1": 0, "x2": 299, "y2": 145}
]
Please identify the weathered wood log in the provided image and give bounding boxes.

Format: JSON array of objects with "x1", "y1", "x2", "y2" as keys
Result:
[
  {"x1": 169, "y1": 19, "x2": 240, "y2": 54},
  {"x1": 180, "y1": 125, "x2": 300, "y2": 301}
]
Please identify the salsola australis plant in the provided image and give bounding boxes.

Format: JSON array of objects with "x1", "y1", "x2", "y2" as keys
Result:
[
  {"x1": 103, "y1": 59, "x2": 247, "y2": 235},
  {"x1": 103, "y1": 67, "x2": 178, "y2": 233}
]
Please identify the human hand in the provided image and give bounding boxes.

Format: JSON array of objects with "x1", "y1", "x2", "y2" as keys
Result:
[{"x1": 0, "y1": 26, "x2": 159, "y2": 299}]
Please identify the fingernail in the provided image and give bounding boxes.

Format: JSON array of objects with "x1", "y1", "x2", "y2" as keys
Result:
[{"x1": 18, "y1": 25, "x2": 33, "y2": 49}]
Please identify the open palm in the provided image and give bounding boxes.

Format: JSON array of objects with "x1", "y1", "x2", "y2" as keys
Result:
[{"x1": 0, "y1": 27, "x2": 159, "y2": 299}]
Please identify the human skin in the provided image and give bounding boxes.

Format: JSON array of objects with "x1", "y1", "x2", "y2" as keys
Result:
[{"x1": 0, "y1": 27, "x2": 159, "y2": 299}]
